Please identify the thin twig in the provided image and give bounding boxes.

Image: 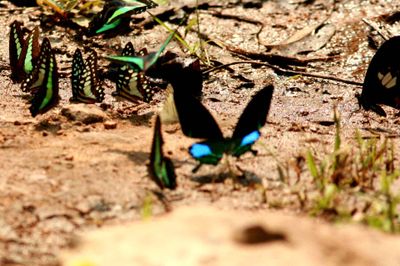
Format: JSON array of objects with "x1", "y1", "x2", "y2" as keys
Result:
[
  {"x1": 202, "y1": 11, "x2": 263, "y2": 25},
  {"x1": 362, "y1": 18, "x2": 390, "y2": 41},
  {"x1": 203, "y1": 60, "x2": 363, "y2": 86},
  {"x1": 192, "y1": 28, "x2": 335, "y2": 66}
]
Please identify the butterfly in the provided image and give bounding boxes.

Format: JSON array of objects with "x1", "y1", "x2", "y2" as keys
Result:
[
  {"x1": 174, "y1": 85, "x2": 274, "y2": 171},
  {"x1": 70, "y1": 48, "x2": 105, "y2": 104},
  {"x1": 21, "y1": 38, "x2": 59, "y2": 117},
  {"x1": 357, "y1": 36, "x2": 400, "y2": 116},
  {"x1": 9, "y1": 21, "x2": 40, "y2": 83},
  {"x1": 112, "y1": 42, "x2": 156, "y2": 103},
  {"x1": 87, "y1": 0, "x2": 157, "y2": 35},
  {"x1": 158, "y1": 59, "x2": 203, "y2": 124},
  {"x1": 148, "y1": 115, "x2": 177, "y2": 190},
  {"x1": 105, "y1": 28, "x2": 176, "y2": 72}
]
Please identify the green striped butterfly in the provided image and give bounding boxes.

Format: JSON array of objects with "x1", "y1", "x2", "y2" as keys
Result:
[
  {"x1": 148, "y1": 115, "x2": 177, "y2": 190},
  {"x1": 71, "y1": 49, "x2": 105, "y2": 104},
  {"x1": 21, "y1": 38, "x2": 59, "y2": 117},
  {"x1": 112, "y1": 42, "x2": 156, "y2": 103},
  {"x1": 9, "y1": 21, "x2": 40, "y2": 83},
  {"x1": 105, "y1": 29, "x2": 176, "y2": 72},
  {"x1": 88, "y1": 0, "x2": 157, "y2": 35}
]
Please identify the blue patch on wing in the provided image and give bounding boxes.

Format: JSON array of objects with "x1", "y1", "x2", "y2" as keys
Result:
[
  {"x1": 190, "y1": 143, "x2": 213, "y2": 158},
  {"x1": 240, "y1": 131, "x2": 260, "y2": 146}
]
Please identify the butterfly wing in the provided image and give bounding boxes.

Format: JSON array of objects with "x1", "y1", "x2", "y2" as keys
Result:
[
  {"x1": 9, "y1": 22, "x2": 40, "y2": 83},
  {"x1": 105, "y1": 28, "x2": 176, "y2": 71},
  {"x1": 29, "y1": 38, "x2": 59, "y2": 117},
  {"x1": 174, "y1": 89, "x2": 223, "y2": 140},
  {"x1": 148, "y1": 116, "x2": 177, "y2": 190},
  {"x1": 142, "y1": 30, "x2": 176, "y2": 71},
  {"x1": 360, "y1": 36, "x2": 400, "y2": 116},
  {"x1": 9, "y1": 21, "x2": 24, "y2": 82},
  {"x1": 71, "y1": 49, "x2": 104, "y2": 103},
  {"x1": 159, "y1": 84, "x2": 179, "y2": 124},
  {"x1": 174, "y1": 86, "x2": 225, "y2": 165},
  {"x1": 230, "y1": 85, "x2": 274, "y2": 156},
  {"x1": 113, "y1": 42, "x2": 155, "y2": 102},
  {"x1": 18, "y1": 26, "x2": 40, "y2": 75},
  {"x1": 86, "y1": 50, "x2": 105, "y2": 102},
  {"x1": 21, "y1": 37, "x2": 51, "y2": 93}
]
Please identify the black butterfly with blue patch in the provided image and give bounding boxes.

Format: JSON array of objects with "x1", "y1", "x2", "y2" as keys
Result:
[
  {"x1": 357, "y1": 36, "x2": 400, "y2": 116},
  {"x1": 174, "y1": 85, "x2": 274, "y2": 172}
]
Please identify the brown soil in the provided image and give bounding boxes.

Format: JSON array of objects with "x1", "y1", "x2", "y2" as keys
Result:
[{"x1": 0, "y1": 0, "x2": 400, "y2": 265}]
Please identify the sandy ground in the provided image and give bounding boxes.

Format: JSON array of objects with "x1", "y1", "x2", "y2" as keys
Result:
[{"x1": 0, "y1": 0, "x2": 400, "y2": 265}]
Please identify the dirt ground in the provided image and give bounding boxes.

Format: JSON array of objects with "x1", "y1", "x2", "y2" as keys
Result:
[{"x1": 0, "y1": 0, "x2": 400, "y2": 265}]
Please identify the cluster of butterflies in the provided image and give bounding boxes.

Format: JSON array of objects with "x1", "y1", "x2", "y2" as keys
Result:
[
  {"x1": 8, "y1": 12, "x2": 400, "y2": 190},
  {"x1": 9, "y1": 20, "x2": 180, "y2": 117},
  {"x1": 149, "y1": 35, "x2": 400, "y2": 190},
  {"x1": 149, "y1": 85, "x2": 275, "y2": 190}
]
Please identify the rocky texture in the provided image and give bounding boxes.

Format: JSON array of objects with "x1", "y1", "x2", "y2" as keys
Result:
[
  {"x1": 60, "y1": 206, "x2": 400, "y2": 266},
  {"x1": 61, "y1": 104, "x2": 109, "y2": 125}
]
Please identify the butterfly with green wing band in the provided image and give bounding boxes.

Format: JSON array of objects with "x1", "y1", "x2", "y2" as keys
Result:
[
  {"x1": 174, "y1": 85, "x2": 274, "y2": 172},
  {"x1": 9, "y1": 21, "x2": 40, "y2": 83},
  {"x1": 88, "y1": 0, "x2": 157, "y2": 35},
  {"x1": 105, "y1": 29, "x2": 176, "y2": 72},
  {"x1": 148, "y1": 115, "x2": 177, "y2": 190},
  {"x1": 21, "y1": 38, "x2": 59, "y2": 117},
  {"x1": 112, "y1": 42, "x2": 156, "y2": 103},
  {"x1": 357, "y1": 36, "x2": 400, "y2": 117},
  {"x1": 71, "y1": 48, "x2": 105, "y2": 104}
]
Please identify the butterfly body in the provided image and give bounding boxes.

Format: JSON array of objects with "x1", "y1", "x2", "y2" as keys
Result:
[
  {"x1": 358, "y1": 36, "x2": 400, "y2": 116},
  {"x1": 9, "y1": 21, "x2": 40, "y2": 83},
  {"x1": 148, "y1": 116, "x2": 177, "y2": 190},
  {"x1": 112, "y1": 42, "x2": 155, "y2": 103},
  {"x1": 174, "y1": 85, "x2": 274, "y2": 169},
  {"x1": 71, "y1": 49, "x2": 104, "y2": 104}
]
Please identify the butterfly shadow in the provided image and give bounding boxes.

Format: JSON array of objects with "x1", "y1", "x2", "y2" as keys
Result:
[
  {"x1": 125, "y1": 111, "x2": 155, "y2": 126},
  {"x1": 191, "y1": 165, "x2": 262, "y2": 187},
  {"x1": 106, "y1": 149, "x2": 149, "y2": 165}
]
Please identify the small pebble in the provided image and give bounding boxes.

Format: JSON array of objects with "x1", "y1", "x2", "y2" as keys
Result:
[{"x1": 104, "y1": 120, "x2": 117, "y2": 130}]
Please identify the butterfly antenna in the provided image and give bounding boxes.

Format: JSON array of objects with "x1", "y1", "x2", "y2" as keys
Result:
[{"x1": 192, "y1": 163, "x2": 203, "y2": 173}]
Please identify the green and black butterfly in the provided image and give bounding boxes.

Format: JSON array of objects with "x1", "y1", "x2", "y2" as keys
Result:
[
  {"x1": 112, "y1": 42, "x2": 156, "y2": 103},
  {"x1": 71, "y1": 48, "x2": 104, "y2": 103},
  {"x1": 105, "y1": 29, "x2": 176, "y2": 72},
  {"x1": 87, "y1": 0, "x2": 157, "y2": 36},
  {"x1": 9, "y1": 21, "x2": 40, "y2": 83},
  {"x1": 174, "y1": 85, "x2": 274, "y2": 172},
  {"x1": 148, "y1": 115, "x2": 177, "y2": 190},
  {"x1": 357, "y1": 36, "x2": 400, "y2": 116},
  {"x1": 21, "y1": 38, "x2": 59, "y2": 117}
]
